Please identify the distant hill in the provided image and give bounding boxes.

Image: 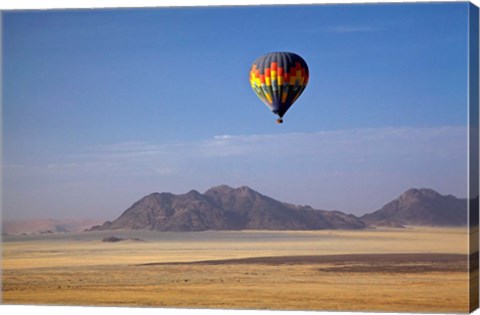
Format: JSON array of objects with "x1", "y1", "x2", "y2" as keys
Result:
[
  {"x1": 90, "y1": 185, "x2": 366, "y2": 231},
  {"x1": 2, "y1": 218, "x2": 103, "y2": 235},
  {"x1": 21, "y1": 187, "x2": 467, "y2": 234},
  {"x1": 361, "y1": 188, "x2": 468, "y2": 227}
]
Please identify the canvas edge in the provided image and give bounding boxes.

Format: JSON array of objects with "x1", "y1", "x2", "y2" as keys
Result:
[
  {"x1": 0, "y1": 2, "x2": 477, "y2": 314},
  {"x1": 469, "y1": 1, "x2": 480, "y2": 313}
]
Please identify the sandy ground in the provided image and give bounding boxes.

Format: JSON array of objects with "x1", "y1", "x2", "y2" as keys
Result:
[{"x1": 1, "y1": 227, "x2": 476, "y2": 312}]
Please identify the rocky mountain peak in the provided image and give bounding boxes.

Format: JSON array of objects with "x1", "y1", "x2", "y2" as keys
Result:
[
  {"x1": 362, "y1": 188, "x2": 467, "y2": 227},
  {"x1": 184, "y1": 189, "x2": 202, "y2": 198},
  {"x1": 205, "y1": 185, "x2": 256, "y2": 195},
  {"x1": 205, "y1": 185, "x2": 235, "y2": 194},
  {"x1": 91, "y1": 185, "x2": 366, "y2": 231},
  {"x1": 88, "y1": 186, "x2": 466, "y2": 232},
  {"x1": 399, "y1": 188, "x2": 441, "y2": 202}
]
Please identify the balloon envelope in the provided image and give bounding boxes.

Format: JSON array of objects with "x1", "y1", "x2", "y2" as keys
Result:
[{"x1": 249, "y1": 52, "x2": 309, "y2": 119}]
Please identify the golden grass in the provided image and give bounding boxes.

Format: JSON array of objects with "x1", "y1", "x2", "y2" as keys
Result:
[
  {"x1": 1, "y1": 227, "x2": 472, "y2": 312},
  {"x1": 2, "y1": 227, "x2": 468, "y2": 270},
  {"x1": 3, "y1": 262, "x2": 469, "y2": 312}
]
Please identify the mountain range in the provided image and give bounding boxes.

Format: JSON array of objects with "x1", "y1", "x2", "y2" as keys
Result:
[{"x1": 89, "y1": 185, "x2": 468, "y2": 232}]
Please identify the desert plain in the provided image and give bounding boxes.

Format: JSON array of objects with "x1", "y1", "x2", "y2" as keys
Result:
[{"x1": 1, "y1": 226, "x2": 477, "y2": 312}]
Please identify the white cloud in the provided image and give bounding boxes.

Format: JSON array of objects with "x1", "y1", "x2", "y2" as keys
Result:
[
  {"x1": 195, "y1": 126, "x2": 467, "y2": 162},
  {"x1": 3, "y1": 126, "x2": 468, "y2": 218},
  {"x1": 6, "y1": 125, "x2": 467, "y2": 174}
]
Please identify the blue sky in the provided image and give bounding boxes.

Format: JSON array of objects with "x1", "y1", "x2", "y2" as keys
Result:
[{"x1": 2, "y1": 3, "x2": 470, "y2": 220}]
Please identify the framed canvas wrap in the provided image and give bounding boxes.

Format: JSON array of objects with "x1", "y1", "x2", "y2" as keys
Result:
[{"x1": 1, "y1": 1, "x2": 479, "y2": 313}]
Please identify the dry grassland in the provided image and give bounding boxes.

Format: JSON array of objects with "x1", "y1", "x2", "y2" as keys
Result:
[{"x1": 1, "y1": 227, "x2": 473, "y2": 312}]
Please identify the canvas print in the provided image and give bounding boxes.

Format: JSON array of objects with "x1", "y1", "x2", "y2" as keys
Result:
[{"x1": 1, "y1": 1, "x2": 479, "y2": 313}]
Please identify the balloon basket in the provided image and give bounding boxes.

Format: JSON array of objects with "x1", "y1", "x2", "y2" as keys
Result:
[{"x1": 276, "y1": 118, "x2": 283, "y2": 124}]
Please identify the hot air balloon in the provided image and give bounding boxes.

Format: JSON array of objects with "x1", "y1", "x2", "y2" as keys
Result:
[{"x1": 249, "y1": 52, "x2": 309, "y2": 123}]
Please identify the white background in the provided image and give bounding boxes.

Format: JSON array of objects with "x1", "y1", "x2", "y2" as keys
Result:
[{"x1": 0, "y1": 1, "x2": 479, "y2": 315}]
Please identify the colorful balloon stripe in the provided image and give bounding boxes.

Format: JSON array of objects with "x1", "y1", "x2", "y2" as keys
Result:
[{"x1": 249, "y1": 52, "x2": 309, "y2": 118}]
